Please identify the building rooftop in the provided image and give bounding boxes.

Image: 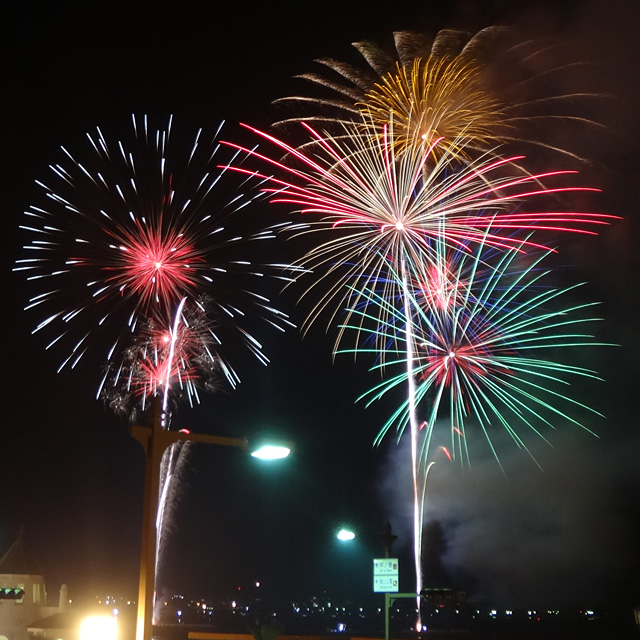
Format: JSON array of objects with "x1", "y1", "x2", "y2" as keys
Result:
[
  {"x1": 0, "y1": 530, "x2": 44, "y2": 576},
  {"x1": 27, "y1": 611, "x2": 80, "y2": 631}
]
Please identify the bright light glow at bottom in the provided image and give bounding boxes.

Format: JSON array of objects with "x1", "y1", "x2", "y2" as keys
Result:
[
  {"x1": 251, "y1": 445, "x2": 291, "y2": 460},
  {"x1": 79, "y1": 615, "x2": 117, "y2": 640}
]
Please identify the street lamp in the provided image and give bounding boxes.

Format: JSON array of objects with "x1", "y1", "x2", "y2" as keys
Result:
[{"x1": 131, "y1": 398, "x2": 292, "y2": 640}]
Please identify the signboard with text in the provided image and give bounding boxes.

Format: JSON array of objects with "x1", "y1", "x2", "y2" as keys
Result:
[{"x1": 373, "y1": 558, "x2": 399, "y2": 593}]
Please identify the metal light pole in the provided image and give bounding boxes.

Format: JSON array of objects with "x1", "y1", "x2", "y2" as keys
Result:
[
  {"x1": 376, "y1": 523, "x2": 416, "y2": 640},
  {"x1": 379, "y1": 521, "x2": 398, "y2": 558},
  {"x1": 131, "y1": 398, "x2": 255, "y2": 640},
  {"x1": 379, "y1": 522, "x2": 398, "y2": 640}
]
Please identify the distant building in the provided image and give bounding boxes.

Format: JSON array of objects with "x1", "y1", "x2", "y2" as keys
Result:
[
  {"x1": 420, "y1": 587, "x2": 466, "y2": 606},
  {"x1": 0, "y1": 531, "x2": 72, "y2": 640}
]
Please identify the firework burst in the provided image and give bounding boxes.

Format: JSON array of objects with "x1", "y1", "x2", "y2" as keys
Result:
[
  {"x1": 361, "y1": 55, "x2": 506, "y2": 160},
  {"x1": 15, "y1": 115, "x2": 292, "y2": 377},
  {"x1": 274, "y1": 27, "x2": 608, "y2": 166},
  {"x1": 341, "y1": 236, "x2": 609, "y2": 469},
  {"x1": 275, "y1": 28, "x2": 504, "y2": 124},
  {"x1": 224, "y1": 117, "x2": 613, "y2": 349},
  {"x1": 99, "y1": 296, "x2": 226, "y2": 421}
]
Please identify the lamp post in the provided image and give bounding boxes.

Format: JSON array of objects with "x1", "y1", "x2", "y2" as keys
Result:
[
  {"x1": 378, "y1": 521, "x2": 398, "y2": 558},
  {"x1": 131, "y1": 398, "x2": 290, "y2": 640},
  {"x1": 339, "y1": 522, "x2": 409, "y2": 640}
]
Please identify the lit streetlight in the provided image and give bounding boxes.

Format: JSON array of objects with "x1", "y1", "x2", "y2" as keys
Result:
[
  {"x1": 332, "y1": 522, "x2": 408, "y2": 640},
  {"x1": 131, "y1": 398, "x2": 292, "y2": 640}
]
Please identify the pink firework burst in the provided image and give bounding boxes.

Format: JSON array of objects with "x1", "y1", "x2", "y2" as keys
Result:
[
  {"x1": 104, "y1": 218, "x2": 203, "y2": 309},
  {"x1": 417, "y1": 325, "x2": 512, "y2": 391},
  {"x1": 99, "y1": 297, "x2": 221, "y2": 421}
]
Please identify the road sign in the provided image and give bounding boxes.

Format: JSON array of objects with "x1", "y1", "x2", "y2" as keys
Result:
[{"x1": 373, "y1": 558, "x2": 399, "y2": 592}]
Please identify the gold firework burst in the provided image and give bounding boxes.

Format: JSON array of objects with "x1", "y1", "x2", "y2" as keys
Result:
[
  {"x1": 361, "y1": 55, "x2": 507, "y2": 160},
  {"x1": 275, "y1": 27, "x2": 609, "y2": 167}
]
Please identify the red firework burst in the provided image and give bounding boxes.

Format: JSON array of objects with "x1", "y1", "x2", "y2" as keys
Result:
[
  {"x1": 104, "y1": 219, "x2": 203, "y2": 309},
  {"x1": 16, "y1": 115, "x2": 291, "y2": 375},
  {"x1": 99, "y1": 297, "x2": 221, "y2": 419}
]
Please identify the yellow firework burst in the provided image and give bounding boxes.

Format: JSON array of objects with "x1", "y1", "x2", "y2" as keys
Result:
[
  {"x1": 361, "y1": 55, "x2": 507, "y2": 160},
  {"x1": 275, "y1": 27, "x2": 609, "y2": 167}
]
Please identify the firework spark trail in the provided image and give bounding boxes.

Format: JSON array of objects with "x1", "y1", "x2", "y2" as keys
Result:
[
  {"x1": 399, "y1": 255, "x2": 423, "y2": 606},
  {"x1": 15, "y1": 115, "x2": 293, "y2": 385},
  {"x1": 154, "y1": 439, "x2": 191, "y2": 621},
  {"x1": 156, "y1": 442, "x2": 181, "y2": 552},
  {"x1": 162, "y1": 297, "x2": 187, "y2": 413}
]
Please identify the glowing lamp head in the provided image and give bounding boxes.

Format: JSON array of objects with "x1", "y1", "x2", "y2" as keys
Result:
[
  {"x1": 250, "y1": 444, "x2": 291, "y2": 460},
  {"x1": 337, "y1": 528, "x2": 356, "y2": 541},
  {"x1": 249, "y1": 434, "x2": 293, "y2": 460}
]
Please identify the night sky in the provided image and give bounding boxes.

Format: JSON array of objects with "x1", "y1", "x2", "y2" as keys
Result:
[{"x1": 4, "y1": 0, "x2": 640, "y2": 616}]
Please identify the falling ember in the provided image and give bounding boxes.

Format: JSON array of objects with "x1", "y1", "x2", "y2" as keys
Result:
[{"x1": 439, "y1": 446, "x2": 453, "y2": 462}]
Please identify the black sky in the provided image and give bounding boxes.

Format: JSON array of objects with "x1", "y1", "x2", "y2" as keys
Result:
[{"x1": 4, "y1": 0, "x2": 640, "y2": 615}]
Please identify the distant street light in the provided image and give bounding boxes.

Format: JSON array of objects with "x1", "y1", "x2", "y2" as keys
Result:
[
  {"x1": 334, "y1": 521, "x2": 396, "y2": 553},
  {"x1": 331, "y1": 521, "x2": 403, "y2": 640},
  {"x1": 131, "y1": 398, "x2": 292, "y2": 640}
]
